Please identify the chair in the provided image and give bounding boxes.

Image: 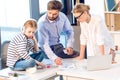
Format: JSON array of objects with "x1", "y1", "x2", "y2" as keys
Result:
[{"x1": 1, "y1": 41, "x2": 10, "y2": 69}]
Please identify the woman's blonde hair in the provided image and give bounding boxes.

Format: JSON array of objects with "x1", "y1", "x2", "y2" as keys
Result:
[
  {"x1": 72, "y1": 3, "x2": 90, "y2": 13},
  {"x1": 23, "y1": 19, "x2": 37, "y2": 30}
]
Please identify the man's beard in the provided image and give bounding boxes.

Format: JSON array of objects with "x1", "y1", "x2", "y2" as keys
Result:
[{"x1": 48, "y1": 16, "x2": 58, "y2": 21}]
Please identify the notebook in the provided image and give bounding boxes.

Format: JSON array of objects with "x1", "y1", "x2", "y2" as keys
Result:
[{"x1": 86, "y1": 55, "x2": 112, "y2": 71}]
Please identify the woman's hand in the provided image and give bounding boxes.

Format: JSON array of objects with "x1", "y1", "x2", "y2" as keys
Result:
[{"x1": 110, "y1": 49, "x2": 117, "y2": 64}]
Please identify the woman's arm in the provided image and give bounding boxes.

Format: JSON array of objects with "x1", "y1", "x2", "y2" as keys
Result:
[
  {"x1": 76, "y1": 45, "x2": 86, "y2": 60},
  {"x1": 79, "y1": 45, "x2": 86, "y2": 59},
  {"x1": 99, "y1": 45, "x2": 104, "y2": 55}
]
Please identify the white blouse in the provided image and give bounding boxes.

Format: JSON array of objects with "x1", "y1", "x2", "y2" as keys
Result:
[{"x1": 80, "y1": 15, "x2": 114, "y2": 56}]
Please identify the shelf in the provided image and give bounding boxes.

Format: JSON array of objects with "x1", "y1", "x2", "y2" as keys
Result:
[
  {"x1": 105, "y1": 12, "x2": 120, "y2": 31},
  {"x1": 105, "y1": 11, "x2": 120, "y2": 14}
]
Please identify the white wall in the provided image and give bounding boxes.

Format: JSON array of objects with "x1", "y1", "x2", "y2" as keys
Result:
[{"x1": 85, "y1": 0, "x2": 105, "y2": 21}]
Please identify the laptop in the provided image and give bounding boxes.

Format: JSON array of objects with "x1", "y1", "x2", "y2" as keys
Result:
[{"x1": 86, "y1": 55, "x2": 112, "y2": 71}]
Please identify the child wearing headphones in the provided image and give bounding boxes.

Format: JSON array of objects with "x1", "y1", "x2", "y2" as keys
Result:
[{"x1": 7, "y1": 19, "x2": 46, "y2": 71}]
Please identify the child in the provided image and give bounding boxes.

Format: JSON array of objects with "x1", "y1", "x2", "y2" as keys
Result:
[{"x1": 7, "y1": 19, "x2": 46, "y2": 71}]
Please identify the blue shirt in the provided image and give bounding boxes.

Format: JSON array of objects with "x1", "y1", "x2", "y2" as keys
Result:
[{"x1": 37, "y1": 12, "x2": 74, "y2": 60}]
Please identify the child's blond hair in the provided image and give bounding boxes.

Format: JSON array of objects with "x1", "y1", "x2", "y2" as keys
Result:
[{"x1": 23, "y1": 19, "x2": 37, "y2": 30}]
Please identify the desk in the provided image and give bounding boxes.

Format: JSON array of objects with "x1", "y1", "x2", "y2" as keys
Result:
[
  {"x1": 57, "y1": 59, "x2": 120, "y2": 80},
  {"x1": 27, "y1": 67, "x2": 58, "y2": 80},
  {"x1": 0, "y1": 67, "x2": 59, "y2": 80},
  {"x1": 0, "y1": 55, "x2": 120, "y2": 80}
]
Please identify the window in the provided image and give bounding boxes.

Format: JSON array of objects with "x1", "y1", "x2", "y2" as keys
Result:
[
  {"x1": 0, "y1": 0, "x2": 30, "y2": 27},
  {"x1": 0, "y1": 0, "x2": 30, "y2": 44}
]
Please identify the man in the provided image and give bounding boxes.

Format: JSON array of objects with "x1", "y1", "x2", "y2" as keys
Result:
[{"x1": 38, "y1": 0, "x2": 79, "y2": 65}]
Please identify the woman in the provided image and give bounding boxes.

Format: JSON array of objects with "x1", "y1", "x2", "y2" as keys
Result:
[{"x1": 72, "y1": 3, "x2": 116, "y2": 63}]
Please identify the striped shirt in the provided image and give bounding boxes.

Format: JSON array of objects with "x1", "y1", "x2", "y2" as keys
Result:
[{"x1": 7, "y1": 32, "x2": 35, "y2": 67}]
